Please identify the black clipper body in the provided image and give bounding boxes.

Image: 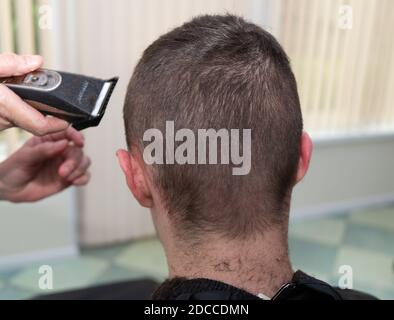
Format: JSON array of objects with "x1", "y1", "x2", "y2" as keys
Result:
[{"x1": 0, "y1": 69, "x2": 118, "y2": 130}]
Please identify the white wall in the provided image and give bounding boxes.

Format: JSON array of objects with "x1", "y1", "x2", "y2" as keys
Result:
[
  {"x1": 0, "y1": 190, "x2": 77, "y2": 269},
  {"x1": 292, "y1": 134, "x2": 394, "y2": 218}
]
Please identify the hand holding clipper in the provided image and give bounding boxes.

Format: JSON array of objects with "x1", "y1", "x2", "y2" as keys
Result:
[
  {"x1": 0, "y1": 53, "x2": 72, "y2": 135},
  {"x1": 0, "y1": 53, "x2": 118, "y2": 133}
]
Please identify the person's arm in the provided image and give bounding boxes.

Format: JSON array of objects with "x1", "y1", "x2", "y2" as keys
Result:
[
  {"x1": 0, "y1": 53, "x2": 69, "y2": 135},
  {"x1": 0, "y1": 127, "x2": 90, "y2": 202}
]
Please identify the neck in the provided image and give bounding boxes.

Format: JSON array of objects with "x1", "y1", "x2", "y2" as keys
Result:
[{"x1": 163, "y1": 228, "x2": 293, "y2": 298}]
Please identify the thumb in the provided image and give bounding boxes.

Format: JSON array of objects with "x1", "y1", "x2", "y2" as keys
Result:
[
  {"x1": 0, "y1": 53, "x2": 43, "y2": 77},
  {"x1": 28, "y1": 139, "x2": 69, "y2": 162}
]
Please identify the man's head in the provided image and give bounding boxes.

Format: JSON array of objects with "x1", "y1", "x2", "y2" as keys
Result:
[{"x1": 118, "y1": 15, "x2": 312, "y2": 245}]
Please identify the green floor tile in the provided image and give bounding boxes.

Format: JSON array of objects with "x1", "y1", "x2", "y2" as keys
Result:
[
  {"x1": 0, "y1": 286, "x2": 35, "y2": 300},
  {"x1": 289, "y1": 217, "x2": 346, "y2": 246},
  {"x1": 349, "y1": 206, "x2": 394, "y2": 232},
  {"x1": 82, "y1": 242, "x2": 132, "y2": 262},
  {"x1": 114, "y1": 238, "x2": 168, "y2": 279},
  {"x1": 333, "y1": 245, "x2": 394, "y2": 291},
  {"x1": 95, "y1": 265, "x2": 154, "y2": 286},
  {"x1": 10, "y1": 256, "x2": 109, "y2": 293},
  {"x1": 289, "y1": 237, "x2": 338, "y2": 275},
  {"x1": 343, "y1": 223, "x2": 394, "y2": 256},
  {"x1": 302, "y1": 271, "x2": 331, "y2": 284},
  {"x1": 0, "y1": 268, "x2": 21, "y2": 280}
]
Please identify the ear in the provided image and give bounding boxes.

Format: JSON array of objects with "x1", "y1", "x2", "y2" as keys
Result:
[
  {"x1": 295, "y1": 132, "x2": 313, "y2": 184},
  {"x1": 117, "y1": 148, "x2": 153, "y2": 208}
]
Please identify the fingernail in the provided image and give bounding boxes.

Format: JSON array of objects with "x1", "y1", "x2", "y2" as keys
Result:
[
  {"x1": 55, "y1": 119, "x2": 70, "y2": 129},
  {"x1": 24, "y1": 55, "x2": 42, "y2": 68}
]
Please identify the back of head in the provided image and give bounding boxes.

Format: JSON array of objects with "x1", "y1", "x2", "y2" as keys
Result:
[{"x1": 124, "y1": 14, "x2": 302, "y2": 242}]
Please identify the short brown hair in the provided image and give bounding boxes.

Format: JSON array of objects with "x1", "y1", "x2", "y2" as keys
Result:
[{"x1": 123, "y1": 14, "x2": 302, "y2": 241}]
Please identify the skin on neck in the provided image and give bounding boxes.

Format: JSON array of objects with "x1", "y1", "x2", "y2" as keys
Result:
[{"x1": 151, "y1": 203, "x2": 294, "y2": 298}]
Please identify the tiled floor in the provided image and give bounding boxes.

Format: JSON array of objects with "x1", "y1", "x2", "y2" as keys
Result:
[
  {"x1": 289, "y1": 206, "x2": 394, "y2": 299},
  {"x1": 0, "y1": 205, "x2": 393, "y2": 300}
]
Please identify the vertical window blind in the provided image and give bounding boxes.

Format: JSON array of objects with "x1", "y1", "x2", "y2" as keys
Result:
[
  {"x1": 0, "y1": 0, "x2": 46, "y2": 159},
  {"x1": 278, "y1": 0, "x2": 394, "y2": 135}
]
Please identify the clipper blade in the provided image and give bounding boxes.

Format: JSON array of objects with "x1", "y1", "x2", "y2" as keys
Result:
[{"x1": 73, "y1": 77, "x2": 118, "y2": 130}]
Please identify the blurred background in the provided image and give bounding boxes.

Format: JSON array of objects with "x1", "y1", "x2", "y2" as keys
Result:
[{"x1": 0, "y1": 0, "x2": 393, "y2": 299}]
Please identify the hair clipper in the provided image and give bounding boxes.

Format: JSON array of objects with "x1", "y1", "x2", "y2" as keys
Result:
[{"x1": 0, "y1": 69, "x2": 118, "y2": 130}]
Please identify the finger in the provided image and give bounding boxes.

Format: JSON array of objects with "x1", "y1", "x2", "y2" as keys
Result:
[
  {"x1": 0, "y1": 84, "x2": 69, "y2": 135},
  {"x1": 24, "y1": 134, "x2": 45, "y2": 147},
  {"x1": 23, "y1": 139, "x2": 69, "y2": 163},
  {"x1": 0, "y1": 53, "x2": 43, "y2": 77},
  {"x1": 40, "y1": 126, "x2": 84, "y2": 147},
  {"x1": 25, "y1": 126, "x2": 83, "y2": 148},
  {"x1": 0, "y1": 117, "x2": 13, "y2": 131},
  {"x1": 72, "y1": 172, "x2": 91, "y2": 186},
  {"x1": 58, "y1": 146, "x2": 83, "y2": 178},
  {"x1": 65, "y1": 156, "x2": 91, "y2": 181}
]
